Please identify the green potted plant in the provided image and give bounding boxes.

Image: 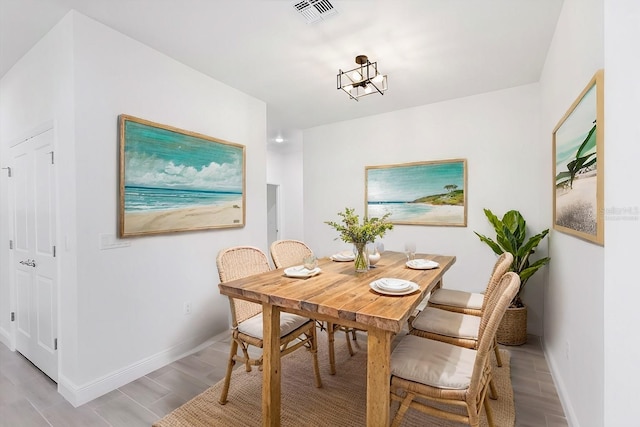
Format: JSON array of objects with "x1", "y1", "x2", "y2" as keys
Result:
[
  {"x1": 474, "y1": 208, "x2": 550, "y2": 345},
  {"x1": 325, "y1": 207, "x2": 394, "y2": 272}
]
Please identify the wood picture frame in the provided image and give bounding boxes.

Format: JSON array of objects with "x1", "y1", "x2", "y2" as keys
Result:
[
  {"x1": 118, "y1": 114, "x2": 245, "y2": 237},
  {"x1": 365, "y1": 159, "x2": 467, "y2": 226},
  {"x1": 552, "y1": 70, "x2": 604, "y2": 245}
]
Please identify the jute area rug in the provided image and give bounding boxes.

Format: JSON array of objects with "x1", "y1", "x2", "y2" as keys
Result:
[{"x1": 154, "y1": 332, "x2": 515, "y2": 426}]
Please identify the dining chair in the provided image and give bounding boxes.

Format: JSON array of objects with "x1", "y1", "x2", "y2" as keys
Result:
[
  {"x1": 269, "y1": 239, "x2": 357, "y2": 374},
  {"x1": 389, "y1": 271, "x2": 520, "y2": 427},
  {"x1": 409, "y1": 252, "x2": 514, "y2": 369},
  {"x1": 427, "y1": 252, "x2": 514, "y2": 316},
  {"x1": 216, "y1": 245, "x2": 322, "y2": 404}
]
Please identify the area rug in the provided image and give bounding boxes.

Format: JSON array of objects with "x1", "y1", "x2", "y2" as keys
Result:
[{"x1": 154, "y1": 332, "x2": 514, "y2": 426}]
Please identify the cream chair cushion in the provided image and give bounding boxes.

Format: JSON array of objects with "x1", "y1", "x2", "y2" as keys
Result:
[
  {"x1": 411, "y1": 307, "x2": 481, "y2": 340},
  {"x1": 429, "y1": 288, "x2": 484, "y2": 310},
  {"x1": 238, "y1": 312, "x2": 310, "y2": 339},
  {"x1": 391, "y1": 335, "x2": 476, "y2": 390}
]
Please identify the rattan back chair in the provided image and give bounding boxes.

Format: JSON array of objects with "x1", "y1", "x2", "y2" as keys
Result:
[
  {"x1": 427, "y1": 253, "x2": 514, "y2": 316},
  {"x1": 389, "y1": 272, "x2": 520, "y2": 427},
  {"x1": 216, "y1": 246, "x2": 322, "y2": 404},
  {"x1": 269, "y1": 239, "x2": 314, "y2": 269},
  {"x1": 269, "y1": 239, "x2": 357, "y2": 374},
  {"x1": 409, "y1": 253, "x2": 513, "y2": 369}
]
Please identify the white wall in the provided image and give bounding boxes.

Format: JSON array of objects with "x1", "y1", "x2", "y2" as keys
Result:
[
  {"x1": 0, "y1": 11, "x2": 267, "y2": 406},
  {"x1": 539, "y1": 0, "x2": 604, "y2": 425},
  {"x1": 302, "y1": 84, "x2": 549, "y2": 335},
  {"x1": 603, "y1": 1, "x2": 640, "y2": 424}
]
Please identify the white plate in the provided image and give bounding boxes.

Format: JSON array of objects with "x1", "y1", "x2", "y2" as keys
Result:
[
  {"x1": 370, "y1": 279, "x2": 419, "y2": 296},
  {"x1": 375, "y1": 277, "x2": 413, "y2": 292},
  {"x1": 406, "y1": 259, "x2": 440, "y2": 270},
  {"x1": 330, "y1": 251, "x2": 355, "y2": 262},
  {"x1": 284, "y1": 265, "x2": 322, "y2": 278}
]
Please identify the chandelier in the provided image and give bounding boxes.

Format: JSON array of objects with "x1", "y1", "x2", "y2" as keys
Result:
[{"x1": 337, "y1": 55, "x2": 388, "y2": 101}]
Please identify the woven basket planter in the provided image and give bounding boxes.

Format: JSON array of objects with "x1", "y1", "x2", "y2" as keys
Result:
[{"x1": 496, "y1": 305, "x2": 527, "y2": 345}]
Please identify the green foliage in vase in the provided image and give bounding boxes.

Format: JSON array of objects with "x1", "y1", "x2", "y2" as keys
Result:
[
  {"x1": 474, "y1": 208, "x2": 550, "y2": 307},
  {"x1": 325, "y1": 207, "x2": 394, "y2": 245}
]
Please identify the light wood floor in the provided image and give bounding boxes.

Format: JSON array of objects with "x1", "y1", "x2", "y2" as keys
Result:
[{"x1": 0, "y1": 331, "x2": 567, "y2": 426}]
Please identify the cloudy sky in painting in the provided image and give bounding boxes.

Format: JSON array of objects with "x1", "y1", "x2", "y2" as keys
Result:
[{"x1": 123, "y1": 119, "x2": 243, "y2": 192}]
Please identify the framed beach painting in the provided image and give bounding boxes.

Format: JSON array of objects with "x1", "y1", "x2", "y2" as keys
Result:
[
  {"x1": 552, "y1": 70, "x2": 604, "y2": 245},
  {"x1": 365, "y1": 159, "x2": 467, "y2": 226},
  {"x1": 118, "y1": 115, "x2": 245, "y2": 237}
]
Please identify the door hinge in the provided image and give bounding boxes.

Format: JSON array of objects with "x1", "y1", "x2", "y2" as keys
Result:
[
  {"x1": 54, "y1": 338, "x2": 58, "y2": 350},
  {"x1": 11, "y1": 312, "x2": 15, "y2": 322},
  {"x1": 53, "y1": 245, "x2": 56, "y2": 257},
  {"x1": 49, "y1": 151, "x2": 55, "y2": 165},
  {"x1": 1, "y1": 167, "x2": 11, "y2": 177},
  {"x1": 9, "y1": 240, "x2": 13, "y2": 249}
]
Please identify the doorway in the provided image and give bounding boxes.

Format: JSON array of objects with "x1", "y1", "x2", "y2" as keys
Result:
[
  {"x1": 9, "y1": 127, "x2": 59, "y2": 382},
  {"x1": 267, "y1": 184, "x2": 280, "y2": 250}
]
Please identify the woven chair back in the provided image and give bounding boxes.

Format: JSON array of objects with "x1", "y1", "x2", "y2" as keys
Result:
[
  {"x1": 479, "y1": 252, "x2": 514, "y2": 313},
  {"x1": 216, "y1": 246, "x2": 271, "y2": 325},
  {"x1": 468, "y1": 271, "x2": 520, "y2": 399},
  {"x1": 270, "y1": 239, "x2": 313, "y2": 269}
]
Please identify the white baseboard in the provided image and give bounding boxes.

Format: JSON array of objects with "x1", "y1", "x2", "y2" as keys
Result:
[
  {"x1": 0, "y1": 326, "x2": 14, "y2": 350},
  {"x1": 58, "y1": 332, "x2": 220, "y2": 407},
  {"x1": 543, "y1": 341, "x2": 578, "y2": 427}
]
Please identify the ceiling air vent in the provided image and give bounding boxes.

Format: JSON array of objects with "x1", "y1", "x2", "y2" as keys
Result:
[{"x1": 292, "y1": 0, "x2": 338, "y2": 24}]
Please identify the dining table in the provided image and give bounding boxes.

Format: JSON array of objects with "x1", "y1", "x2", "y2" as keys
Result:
[{"x1": 217, "y1": 250, "x2": 456, "y2": 427}]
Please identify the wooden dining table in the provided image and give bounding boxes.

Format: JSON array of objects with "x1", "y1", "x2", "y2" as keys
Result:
[{"x1": 217, "y1": 250, "x2": 456, "y2": 427}]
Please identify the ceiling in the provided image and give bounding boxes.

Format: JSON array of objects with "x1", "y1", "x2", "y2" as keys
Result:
[{"x1": 0, "y1": 0, "x2": 563, "y2": 146}]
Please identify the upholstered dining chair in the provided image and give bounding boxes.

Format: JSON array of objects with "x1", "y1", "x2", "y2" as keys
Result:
[
  {"x1": 216, "y1": 245, "x2": 322, "y2": 404},
  {"x1": 269, "y1": 239, "x2": 357, "y2": 375},
  {"x1": 389, "y1": 271, "x2": 520, "y2": 427},
  {"x1": 410, "y1": 253, "x2": 514, "y2": 369},
  {"x1": 427, "y1": 252, "x2": 514, "y2": 317}
]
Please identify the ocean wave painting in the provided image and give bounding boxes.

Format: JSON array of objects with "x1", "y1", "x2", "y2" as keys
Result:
[
  {"x1": 119, "y1": 115, "x2": 245, "y2": 236},
  {"x1": 366, "y1": 159, "x2": 467, "y2": 226}
]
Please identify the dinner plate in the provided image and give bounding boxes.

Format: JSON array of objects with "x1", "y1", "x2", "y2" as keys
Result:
[
  {"x1": 406, "y1": 259, "x2": 440, "y2": 270},
  {"x1": 375, "y1": 278, "x2": 413, "y2": 292},
  {"x1": 370, "y1": 278, "x2": 419, "y2": 296},
  {"x1": 284, "y1": 265, "x2": 322, "y2": 278},
  {"x1": 330, "y1": 251, "x2": 355, "y2": 262}
]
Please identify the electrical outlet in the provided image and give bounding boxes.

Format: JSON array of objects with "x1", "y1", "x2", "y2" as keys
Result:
[{"x1": 183, "y1": 302, "x2": 192, "y2": 315}]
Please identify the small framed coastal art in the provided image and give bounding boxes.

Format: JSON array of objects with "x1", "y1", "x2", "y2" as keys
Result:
[
  {"x1": 552, "y1": 70, "x2": 604, "y2": 245},
  {"x1": 365, "y1": 159, "x2": 467, "y2": 226},
  {"x1": 118, "y1": 115, "x2": 246, "y2": 237}
]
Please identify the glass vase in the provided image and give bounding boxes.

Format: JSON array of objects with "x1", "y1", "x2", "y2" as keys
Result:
[{"x1": 353, "y1": 242, "x2": 370, "y2": 273}]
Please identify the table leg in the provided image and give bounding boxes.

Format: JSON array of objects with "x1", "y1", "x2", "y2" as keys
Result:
[
  {"x1": 367, "y1": 327, "x2": 391, "y2": 427},
  {"x1": 262, "y1": 303, "x2": 281, "y2": 427}
]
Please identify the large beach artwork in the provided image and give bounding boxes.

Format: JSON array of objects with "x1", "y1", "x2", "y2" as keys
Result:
[
  {"x1": 553, "y1": 70, "x2": 604, "y2": 245},
  {"x1": 366, "y1": 159, "x2": 467, "y2": 226},
  {"x1": 119, "y1": 115, "x2": 245, "y2": 237}
]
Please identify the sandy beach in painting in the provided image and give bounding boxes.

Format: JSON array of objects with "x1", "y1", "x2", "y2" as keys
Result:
[
  {"x1": 556, "y1": 174, "x2": 597, "y2": 211},
  {"x1": 124, "y1": 202, "x2": 243, "y2": 234},
  {"x1": 411, "y1": 204, "x2": 465, "y2": 224}
]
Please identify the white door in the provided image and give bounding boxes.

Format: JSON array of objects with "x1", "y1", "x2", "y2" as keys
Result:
[{"x1": 10, "y1": 128, "x2": 58, "y2": 382}]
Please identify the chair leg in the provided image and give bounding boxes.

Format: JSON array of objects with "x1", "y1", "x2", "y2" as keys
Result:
[
  {"x1": 344, "y1": 328, "x2": 355, "y2": 356},
  {"x1": 483, "y1": 394, "x2": 495, "y2": 427},
  {"x1": 218, "y1": 340, "x2": 238, "y2": 404},
  {"x1": 309, "y1": 325, "x2": 323, "y2": 388},
  {"x1": 390, "y1": 392, "x2": 414, "y2": 427},
  {"x1": 488, "y1": 377, "x2": 498, "y2": 400},
  {"x1": 327, "y1": 322, "x2": 337, "y2": 375},
  {"x1": 351, "y1": 328, "x2": 358, "y2": 341},
  {"x1": 493, "y1": 337, "x2": 503, "y2": 367}
]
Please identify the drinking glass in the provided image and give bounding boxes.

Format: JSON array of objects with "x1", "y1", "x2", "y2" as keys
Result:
[
  {"x1": 404, "y1": 242, "x2": 416, "y2": 261},
  {"x1": 303, "y1": 254, "x2": 318, "y2": 270}
]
